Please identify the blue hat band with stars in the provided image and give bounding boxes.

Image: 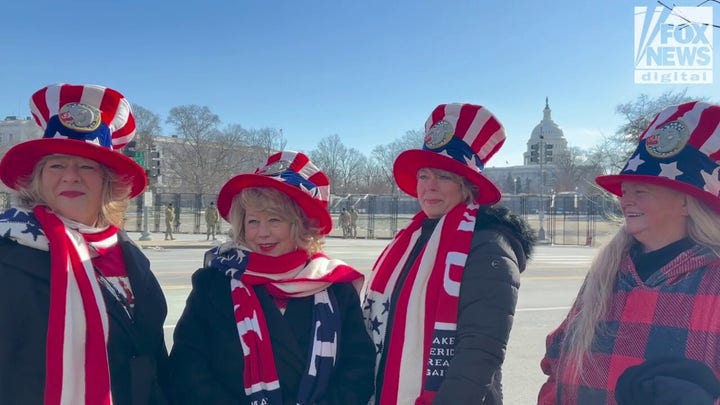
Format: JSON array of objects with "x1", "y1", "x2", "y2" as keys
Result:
[
  {"x1": 422, "y1": 136, "x2": 485, "y2": 173},
  {"x1": 622, "y1": 139, "x2": 720, "y2": 197}
]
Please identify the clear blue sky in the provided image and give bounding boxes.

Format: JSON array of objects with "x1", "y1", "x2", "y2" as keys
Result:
[{"x1": 1, "y1": 0, "x2": 718, "y2": 167}]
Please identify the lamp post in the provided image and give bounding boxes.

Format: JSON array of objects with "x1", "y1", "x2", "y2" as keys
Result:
[
  {"x1": 139, "y1": 143, "x2": 152, "y2": 241},
  {"x1": 513, "y1": 177, "x2": 518, "y2": 195},
  {"x1": 538, "y1": 133, "x2": 546, "y2": 240}
]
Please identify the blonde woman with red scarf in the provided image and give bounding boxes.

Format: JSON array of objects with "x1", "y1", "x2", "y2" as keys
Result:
[
  {"x1": 363, "y1": 103, "x2": 535, "y2": 405},
  {"x1": 0, "y1": 84, "x2": 169, "y2": 404},
  {"x1": 169, "y1": 151, "x2": 375, "y2": 405}
]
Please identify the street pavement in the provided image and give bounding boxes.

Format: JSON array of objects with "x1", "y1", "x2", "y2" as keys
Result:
[
  {"x1": 127, "y1": 231, "x2": 227, "y2": 250},
  {"x1": 129, "y1": 231, "x2": 593, "y2": 405}
]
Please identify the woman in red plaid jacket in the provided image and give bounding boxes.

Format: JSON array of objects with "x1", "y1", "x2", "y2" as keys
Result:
[{"x1": 539, "y1": 101, "x2": 720, "y2": 405}]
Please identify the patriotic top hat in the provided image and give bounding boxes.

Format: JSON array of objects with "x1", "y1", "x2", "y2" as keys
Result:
[
  {"x1": 393, "y1": 103, "x2": 506, "y2": 205},
  {"x1": 596, "y1": 101, "x2": 720, "y2": 213},
  {"x1": 217, "y1": 151, "x2": 333, "y2": 234},
  {"x1": 0, "y1": 83, "x2": 147, "y2": 198}
]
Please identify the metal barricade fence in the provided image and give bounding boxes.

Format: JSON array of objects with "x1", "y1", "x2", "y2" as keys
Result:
[{"x1": 122, "y1": 191, "x2": 620, "y2": 245}]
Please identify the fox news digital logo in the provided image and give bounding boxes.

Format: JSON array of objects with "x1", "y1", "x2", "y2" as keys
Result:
[{"x1": 634, "y1": 6, "x2": 713, "y2": 84}]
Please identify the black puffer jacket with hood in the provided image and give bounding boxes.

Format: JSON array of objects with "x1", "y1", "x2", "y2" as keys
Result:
[{"x1": 378, "y1": 205, "x2": 535, "y2": 405}]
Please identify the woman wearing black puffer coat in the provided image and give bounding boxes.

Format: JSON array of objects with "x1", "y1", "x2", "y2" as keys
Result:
[{"x1": 363, "y1": 102, "x2": 535, "y2": 405}]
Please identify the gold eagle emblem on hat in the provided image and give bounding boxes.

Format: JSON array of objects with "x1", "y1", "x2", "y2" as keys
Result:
[
  {"x1": 425, "y1": 120, "x2": 454, "y2": 150},
  {"x1": 58, "y1": 103, "x2": 102, "y2": 133},
  {"x1": 645, "y1": 120, "x2": 690, "y2": 159}
]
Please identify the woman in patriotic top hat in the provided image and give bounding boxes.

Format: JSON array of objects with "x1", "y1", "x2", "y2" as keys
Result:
[
  {"x1": 0, "y1": 84, "x2": 169, "y2": 404},
  {"x1": 363, "y1": 103, "x2": 535, "y2": 404},
  {"x1": 539, "y1": 101, "x2": 720, "y2": 405},
  {"x1": 168, "y1": 151, "x2": 375, "y2": 405}
]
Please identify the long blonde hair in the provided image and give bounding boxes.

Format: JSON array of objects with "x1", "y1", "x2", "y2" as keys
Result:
[
  {"x1": 561, "y1": 194, "x2": 720, "y2": 381},
  {"x1": 14, "y1": 155, "x2": 132, "y2": 227},
  {"x1": 227, "y1": 187, "x2": 325, "y2": 254}
]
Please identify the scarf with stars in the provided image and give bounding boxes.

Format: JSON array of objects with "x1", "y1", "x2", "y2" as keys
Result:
[
  {"x1": 363, "y1": 202, "x2": 477, "y2": 405},
  {"x1": 0, "y1": 206, "x2": 117, "y2": 405},
  {"x1": 206, "y1": 243, "x2": 363, "y2": 404}
]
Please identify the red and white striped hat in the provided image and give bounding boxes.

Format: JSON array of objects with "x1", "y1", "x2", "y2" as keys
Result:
[
  {"x1": 0, "y1": 83, "x2": 147, "y2": 198},
  {"x1": 217, "y1": 151, "x2": 333, "y2": 234},
  {"x1": 393, "y1": 103, "x2": 506, "y2": 204},
  {"x1": 596, "y1": 101, "x2": 720, "y2": 213}
]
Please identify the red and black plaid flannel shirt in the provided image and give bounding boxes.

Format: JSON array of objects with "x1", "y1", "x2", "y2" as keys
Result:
[{"x1": 539, "y1": 245, "x2": 720, "y2": 404}]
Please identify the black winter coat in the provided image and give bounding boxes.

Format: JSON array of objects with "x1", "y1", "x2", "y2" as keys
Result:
[
  {"x1": 168, "y1": 266, "x2": 376, "y2": 405},
  {"x1": 0, "y1": 233, "x2": 170, "y2": 405},
  {"x1": 375, "y1": 205, "x2": 535, "y2": 405},
  {"x1": 170, "y1": 267, "x2": 375, "y2": 405}
]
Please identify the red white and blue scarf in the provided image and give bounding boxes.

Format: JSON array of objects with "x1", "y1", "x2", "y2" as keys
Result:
[
  {"x1": 363, "y1": 203, "x2": 477, "y2": 405},
  {"x1": 207, "y1": 243, "x2": 363, "y2": 404},
  {"x1": 0, "y1": 206, "x2": 118, "y2": 405}
]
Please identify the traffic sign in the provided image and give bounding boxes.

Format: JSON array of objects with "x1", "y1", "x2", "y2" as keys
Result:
[{"x1": 134, "y1": 151, "x2": 145, "y2": 167}]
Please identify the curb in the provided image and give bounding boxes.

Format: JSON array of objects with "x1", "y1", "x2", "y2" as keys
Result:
[
  {"x1": 139, "y1": 243, "x2": 216, "y2": 250},
  {"x1": 132, "y1": 237, "x2": 225, "y2": 250}
]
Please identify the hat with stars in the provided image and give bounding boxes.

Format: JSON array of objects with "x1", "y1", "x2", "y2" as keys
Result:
[
  {"x1": 393, "y1": 103, "x2": 506, "y2": 204},
  {"x1": 596, "y1": 101, "x2": 720, "y2": 212},
  {"x1": 0, "y1": 83, "x2": 147, "y2": 198},
  {"x1": 217, "y1": 151, "x2": 333, "y2": 234}
]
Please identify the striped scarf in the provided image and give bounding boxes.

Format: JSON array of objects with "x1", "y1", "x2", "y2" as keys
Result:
[
  {"x1": 363, "y1": 202, "x2": 477, "y2": 405},
  {"x1": 0, "y1": 206, "x2": 117, "y2": 405},
  {"x1": 207, "y1": 244, "x2": 364, "y2": 404}
]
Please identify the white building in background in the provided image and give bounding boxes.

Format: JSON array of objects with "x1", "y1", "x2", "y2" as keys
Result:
[
  {"x1": 0, "y1": 116, "x2": 42, "y2": 150},
  {"x1": 484, "y1": 98, "x2": 568, "y2": 195},
  {"x1": 524, "y1": 97, "x2": 569, "y2": 166},
  {"x1": 0, "y1": 116, "x2": 43, "y2": 193}
]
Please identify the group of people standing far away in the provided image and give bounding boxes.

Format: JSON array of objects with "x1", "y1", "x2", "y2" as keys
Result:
[
  {"x1": 338, "y1": 207, "x2": 359, "y2": 239},
  {"x1": 2, "y1": 83, "x2": 719, "y2": 405}
]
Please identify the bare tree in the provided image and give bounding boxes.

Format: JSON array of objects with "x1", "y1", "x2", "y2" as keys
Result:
[
  {"x1": 309, "y1": 134, "x2": 368, "y2": 194},
  {"x1": 309, "y1": 134, "x2": 344, "y2": 191},
  {"x1": 587, "y1": 133, "x2": 631, "y2": 176},
  {"x1": 356, "y1": 160, "x2": 392, "y2": 193},
  {"x1": 221, "y1": 125, "x2": 265, "y2": 173},
  {"x1": 343, "y1": 154, "x2": 379, "y2": 193},
  {"x1": 164, "y1": 105, "x2": 250, "y2": 194},
  {"x1": 553, "y1": 146, "x2": 603, "y2": 193},
  {"x1": 371, "y1": 129, "x2": 424, "y2": 193},
  {"x1": 339, "y1": 148, "x2": 368, "y2": 192},
  {"x1": 131, "y1": 104, "x2": 161, "y2": 150},
  {"x1": 247, "y1": 128, "x2": 287, "y2": 159}
]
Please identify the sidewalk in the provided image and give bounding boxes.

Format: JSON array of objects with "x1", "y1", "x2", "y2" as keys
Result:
[{"x1": 126, "y1": 231, "x2": 227, "y2": 249}]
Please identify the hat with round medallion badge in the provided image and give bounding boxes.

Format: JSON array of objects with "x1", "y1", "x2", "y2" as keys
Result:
[
  {"x1": 216, "y1": 151, "x2": 333, "y2": 234},
  {"x1": 0, "y1": 83, "x2": 147, "y2": 198},
  {"x1": 393, "y1": 103, "x2": 506, "y2": 205},
  {"x1": 596, "y1": 101, "x2": 720, "y2": 213}
]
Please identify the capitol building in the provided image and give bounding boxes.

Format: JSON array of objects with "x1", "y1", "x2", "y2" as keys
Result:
[{"x1": 483, "y1": 98, "x2": 599, "y2": 196}]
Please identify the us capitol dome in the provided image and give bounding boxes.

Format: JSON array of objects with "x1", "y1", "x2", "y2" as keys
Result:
[{"x1": 523, "y1": 97, "x2": 568, "y2": 166}]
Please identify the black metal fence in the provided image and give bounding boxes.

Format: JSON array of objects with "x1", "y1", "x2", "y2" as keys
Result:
[
  {"x1": 124, "y1": 191, "x2": 621, "y2": 245},
  {"x1": 501, "y1": 193, "x2": 621, "y2": 246},
  {"x1": 0, "y1": 190, "x2": 621, "y2": 245}
]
